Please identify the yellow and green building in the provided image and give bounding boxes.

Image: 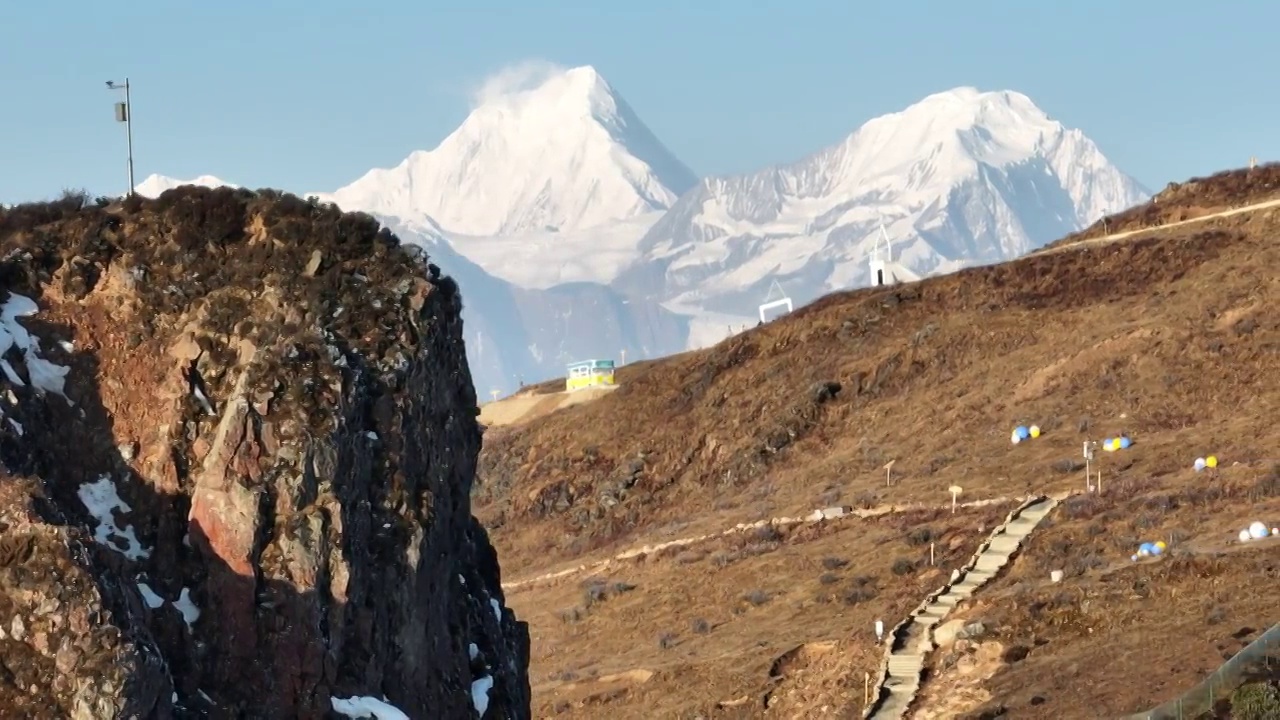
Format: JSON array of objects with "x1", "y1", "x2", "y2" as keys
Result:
[{"x1": 565, "y1": 359, "x2": 616, "y2": 392}]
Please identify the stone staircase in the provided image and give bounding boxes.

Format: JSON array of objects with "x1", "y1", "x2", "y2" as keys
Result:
[{"x1": 863, "y1": 493, "x2": 1065, "y2": 719}]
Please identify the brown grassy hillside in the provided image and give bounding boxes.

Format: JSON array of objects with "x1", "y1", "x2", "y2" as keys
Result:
[{"x1": 476, "y1": 164, "x2": 1280, "y2": 718}]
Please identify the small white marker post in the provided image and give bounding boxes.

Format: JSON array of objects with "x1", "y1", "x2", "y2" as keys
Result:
[
  {"x1": 489, "y1": 389, "x2": 500, "y2": 403},
  {"x1": 949, "y1": 485, "x2": 963, "y2": 514},
  {"x1": 884, "y1": 459, "x2": 896, "y2": 488},
  {"x1": 930, "y1": 542, "x2": 936, "y2": 566},
  {"x1": 620, "y1": 349, "x2": 627, "y2": 366},
  {"x1": 874, "y1": 619, "x2": 884, "y2": 642},
  {"x1": 1083, "y1": 440, "x2": 1098, "y2": 493}
]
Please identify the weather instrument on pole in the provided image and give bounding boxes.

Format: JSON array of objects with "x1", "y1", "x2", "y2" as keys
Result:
[{"x1": 106, "y1": 78, "x2": 136, "y2": 196}]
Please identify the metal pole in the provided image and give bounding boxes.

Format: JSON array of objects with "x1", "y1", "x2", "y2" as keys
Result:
[{"x1": 124, "y1": 78, "x2": 135, "y2": 195}]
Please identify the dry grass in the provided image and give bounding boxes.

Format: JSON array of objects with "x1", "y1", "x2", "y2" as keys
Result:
[
  {"x1": 917, "y1": 466, "x2": 1280, "y2": 718},
  {"x1": 479, "y1": 164, "x2": 1280, "y2": 717},
  {"x1": 479, "y1": 216, "x2": 1280, "y2": 573},
  {"x1": 509, "y1": 505, "x2": 1010, "y2": 718},
  {"x1": 1053, "y1": 162, "x2": 1280, "y2": 245}
]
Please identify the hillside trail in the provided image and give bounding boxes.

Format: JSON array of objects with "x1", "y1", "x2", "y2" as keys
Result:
[
  {"x1": 479, "y1": 385, "x2": 618, "y2": 427},
  {"x1": 500, "y1": 194, "x2": 1280, "y2": 592},
  {"x1": 502, "y1": 495, "x2": 1019, "y2": 591},
  {"x1": 1033, "y1": 196, "x2": 1280, "y2": 257},
  {"x1": 864, "y1": 494, "x2": 1067, "y2": 719}
]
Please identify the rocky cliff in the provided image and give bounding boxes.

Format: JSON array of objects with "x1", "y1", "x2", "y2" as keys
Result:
[{"x1": 0, "y1": 188, "x2": 530, "y2": 718}]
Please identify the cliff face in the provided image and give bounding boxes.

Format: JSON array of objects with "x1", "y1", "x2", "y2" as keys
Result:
[{"x1": 0, "y1": 189, "x2": 530, "y2": 718}]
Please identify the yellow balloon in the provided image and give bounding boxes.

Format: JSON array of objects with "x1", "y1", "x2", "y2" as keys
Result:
[
  {"x1": 1029, "y1": 426, "x2": 1041, "y2": 438},
  {"x1": 1154, "y1": 541, "x2": 1167, "y2": 550},
  {"x1": 1206, "y1": 455, "x2": 1218, "y2": 468}
]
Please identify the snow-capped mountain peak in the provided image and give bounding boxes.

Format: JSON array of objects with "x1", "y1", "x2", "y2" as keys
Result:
[
  {"x1": 312, "y1": 64, "x2": 697, "y2": 237},
  {"x1": 134, "y1": 174, "x2": 237, "y2": 198},
  {"x1": 473, "y1": 65, "x2": 614, "y2": 120},
  {"x1": 617, "y1": 86, "x2": 1149, "y2": 337}
]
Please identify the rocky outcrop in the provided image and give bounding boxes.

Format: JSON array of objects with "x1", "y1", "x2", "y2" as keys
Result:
[{"x1": 0, "y1": 188, "x2": 530, "y2": 718}]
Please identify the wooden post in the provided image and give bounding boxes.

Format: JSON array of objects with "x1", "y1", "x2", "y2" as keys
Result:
[
  {"x1": 864, "y1": 671, "x2": 870, "y2": 706},
  {"x1": 930, "y1": 542, "x2": 935, "y2": 566}
]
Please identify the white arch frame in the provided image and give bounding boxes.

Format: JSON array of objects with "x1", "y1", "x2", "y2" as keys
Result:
[{"x1": 757, "y1": 279, "x2": 793, "y2": 323}]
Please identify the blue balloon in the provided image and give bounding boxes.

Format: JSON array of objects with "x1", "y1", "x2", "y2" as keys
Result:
[
  {"x1": 1015, "y1": 426, "x2": 1030, "y2": 440},
  {"x1": 1118, "y1": 437, "x2": 1132, "y2": 449},
  {"x1": 1150, "y1": 544, "x2": 1164, "y2": 555},
  {"x1": 1139, "y1": 542, "x2": 1154, "y2": 554}
]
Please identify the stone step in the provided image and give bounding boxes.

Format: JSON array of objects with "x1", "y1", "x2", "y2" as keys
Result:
[
  {"x1": 934, "y1": 593, "x2": 961, "y2": 607},
  {"x1": 887, "y1": 655, "x2": 922, "y2": 674},
  {"x1": 987, "y1": 534, "x2": 1024, "y2": 554},
  {"x1": 863, "y1": 494, "x2": 1067, "y2": 720}
]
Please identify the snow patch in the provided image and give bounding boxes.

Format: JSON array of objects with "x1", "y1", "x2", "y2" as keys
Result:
[
  {"x1": 330, "y1": 696, "x2": 410, "y2": 720},
  {"x1": 446, "y1": 212, "x2": 660, "y2": 287},
  {"x1": 77, "y1": 475, "x2": 151, "y2": 560},
  {"x1": 489, "y1": 598, "x2": 502, "y2": 623},
  {"x1": 0, "y1": 293, "x2": 71, "y2": 399},
  {"x1": 174, "y1": 587, "x2": 200, "y2": 628},
  {"x1": 136, "y1": 582, "x2": 165, "y2": 609},
  {"x1": 471, "y1": 675, "x2": 494, "y2": 717}
]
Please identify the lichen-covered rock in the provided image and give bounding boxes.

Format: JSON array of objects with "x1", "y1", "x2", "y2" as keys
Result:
[
  {"x1": 0, "y1": 188, "x2": 531, "y2": 718},
  {"x1": 0, "y1": 473, "x2": 171, "y2": 719}
]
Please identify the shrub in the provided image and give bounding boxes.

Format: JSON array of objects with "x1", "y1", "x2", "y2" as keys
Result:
[
  {"x1": 844, "y1": 576, "x2": 878, "y2": 605},
  {"x1": 657, "y1": 631, "x2": 677, "y2": 650},
  {"x1": 891, "y1": 558, "x2": 918, "y2": 576},
  {"x1": 1252, "y1": 466, "x2": 1280, "y2": 500},
  {"x1": 557, "y1": 607, "x2": 585, "y2": 624},
  {"x1": 907, "y1": 527, "x2": 936, "y2": 546},
  {"x1": 581, "y1": 578, "x2": 636, "y2": 607},
  {"x1": 1230, "y1": 682, "x2": 1280, "y2": 720}
]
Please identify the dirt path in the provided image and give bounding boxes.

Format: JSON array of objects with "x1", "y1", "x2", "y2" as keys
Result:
[
  {"x1": 502, "y1": 496, "x2": 1017, "y2": 591},
  {"x1": 479, "y1": 385, "x2": 617, "y2": 427},
  {"x1": 1033, "y1": 197, "x2": 1280, "y2": 257}
]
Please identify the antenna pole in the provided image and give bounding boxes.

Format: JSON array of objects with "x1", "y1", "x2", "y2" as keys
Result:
[{"x1": 124, "y1": 78, "x2": 135, "y2": 194}]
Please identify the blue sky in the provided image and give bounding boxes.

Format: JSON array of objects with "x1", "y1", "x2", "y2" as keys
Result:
[{"x1": 2, "y1": 0, "x2": 1276, "y2": 204}]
